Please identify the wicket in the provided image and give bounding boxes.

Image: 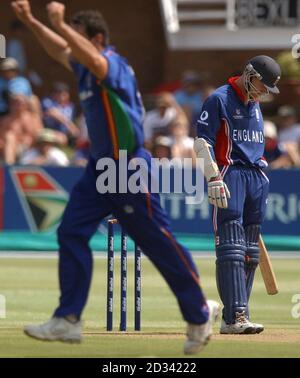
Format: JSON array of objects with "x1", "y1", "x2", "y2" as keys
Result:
[{"x1": 106, "y1": 219, "x2": 142, "y2": 332}]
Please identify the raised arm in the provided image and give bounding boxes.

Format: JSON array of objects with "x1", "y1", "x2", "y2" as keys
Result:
[
  {"x1": 46, "y1": 2, "x2": 108, "y2": 81},
  {"x1": 11, "y1": 0, "x2": 72, "y2": 71}
]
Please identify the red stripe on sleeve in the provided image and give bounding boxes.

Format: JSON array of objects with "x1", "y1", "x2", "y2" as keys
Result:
[{"x1": 215, "y1": 120, "x2": 230, "y2": 166}]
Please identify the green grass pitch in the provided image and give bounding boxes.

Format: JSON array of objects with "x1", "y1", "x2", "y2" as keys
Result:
[{"x1": 0, "y1": 256, "x2": 299, "y2": 358}]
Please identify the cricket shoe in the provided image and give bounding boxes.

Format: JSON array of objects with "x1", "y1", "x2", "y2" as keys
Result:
[
  {"x1": 24, "y1": 317, "x2": 82, "y2": 343},
  {"x1": 251, "y1": 321, "x2": 264, "y2": 334},
  {"x1": 220, "y1": 311, "x2": 256, "y2": 335},
  {"x1": 184, "y1": 300, "x2": 220, "y2": 355}
]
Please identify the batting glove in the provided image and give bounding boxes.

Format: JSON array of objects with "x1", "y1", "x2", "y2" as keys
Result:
[{"x1": 208, "y1": 176, "x2": 231, "y2": 209}]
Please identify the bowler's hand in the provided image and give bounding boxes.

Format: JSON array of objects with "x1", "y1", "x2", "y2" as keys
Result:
[
  {"x1": 208, "y1": 176, "x2": 231, "y2": 209},
  {"x1": 47, "y1": 2, "x2": 66, "y2": 29},
  {"x1": 11, "y1": 0, "x2": 34, "y2": 25}
]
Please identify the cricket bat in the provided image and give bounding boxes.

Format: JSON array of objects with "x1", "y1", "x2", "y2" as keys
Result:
[{"x1": 259, "y1": 236, "x2": 279, "y2": 295}]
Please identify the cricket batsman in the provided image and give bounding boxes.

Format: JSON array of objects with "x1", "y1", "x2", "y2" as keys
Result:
[
  {"x1": 194, "y1": 56, "x2": 281, "y2": 334},
  {"x1": 12, "y1": 1, "x2": 219, "y2": 354}
]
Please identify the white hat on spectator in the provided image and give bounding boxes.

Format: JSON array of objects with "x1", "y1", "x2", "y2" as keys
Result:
[
  {"x1": 264, "y1": 120, "x2": 277, "y2": 139},
  {"x1": 0, "y1": 57, "x2": 19, "y2": 71},
  {"x1": 154, "y1": 136, "x2": 173, "y2": 148},
  {"x1": 277, "y1": 105, "x2": 296, "y2": 118}
]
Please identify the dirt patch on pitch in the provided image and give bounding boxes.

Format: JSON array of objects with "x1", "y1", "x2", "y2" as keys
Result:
[
  {"x1": 85, "y1": 329, "x2": 300, "y2": 343},
  {"x1": 213, "y1": 329, "x2": 300, "y2": 343},
  {"x1": 85, "y1": 332, "x2": 185, "y2": 338}
]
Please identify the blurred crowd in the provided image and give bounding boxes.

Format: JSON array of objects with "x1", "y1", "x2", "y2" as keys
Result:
[
  {"x1": 1, "y1": 44, "x2": 300, "y2": 169},
  {"x1": 0, "y1": 56, "x2": 90, "y2": 167},
  {"x1": 146, "y1": 71, "x2": 300, "y2": 169}
]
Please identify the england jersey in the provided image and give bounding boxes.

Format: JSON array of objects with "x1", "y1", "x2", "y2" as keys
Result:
[{"x1": 197, "y1": 76, "x2": 267, "y2": 169}]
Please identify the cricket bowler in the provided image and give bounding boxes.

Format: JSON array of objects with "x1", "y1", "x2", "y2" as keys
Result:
[
  {"x1": 194, "y1": 56, "x2": 281, "y2": 334},
  {"x1": 12, "y1": 0, "x2": 219, "y2": 354}
]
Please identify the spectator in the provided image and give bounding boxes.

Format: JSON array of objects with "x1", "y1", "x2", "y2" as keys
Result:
[
  {"x1": 7, "y1": 21, "x2": 44, "y2": 88},
  {"x1": 7, "y1": 20, "x2": 28, "y2": 74},
  {"x1": 174, "y1": 70, "x2": 204, "y2": 125},
  {"x1": 0, "y1": 58, "x2": 33, "y2": 117},
  {"x1": 277, "y1": 105, "x2": 300, "y2": 143},
  {"x1": 169, "y1": 120, "x2": 196, "y2": 165},
  {"x1": 152, "y1": 136, "x2": 173, "y2": 160},
  {"x1": 42, "y1": 82, "x2": 79, "y2": 145},
  {"x1": 20, "y1": 129, "x2": 69, "y2": 167},
  {"x1": 263, "y1": 120, "x2": 293, "y2": 169},
  {"x1": 202, "y1": 84, "x2": 216, "y2": 102},
  {"x1": 0, "y1": 94, "x2": 42, "y2": 164},
  {"x1": 0, "y1": 77, "x2": 8, "y2": 118},
  {"x1": 0, "y1": 122, "x2": 18, "y2": 165},
  {"x1": 143, "y1": 92, "x2": 181, "y2": 148},
  {"x1": 283, "y1": 143, "x2": 300, "y2": 167},
  {"x1": 72, "y1": 114, "x2": 90, "y2": 167}
]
